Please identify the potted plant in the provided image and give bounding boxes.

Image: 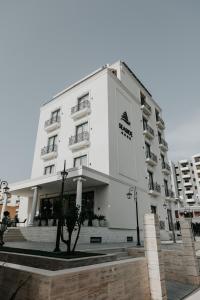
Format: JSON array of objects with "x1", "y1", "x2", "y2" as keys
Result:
[
  {"x1": 97, "y1": 215, "x2": 106, "y2": 226},
  {"x1": 92, "y1": 214, "x2": 99, "y2": 227}
]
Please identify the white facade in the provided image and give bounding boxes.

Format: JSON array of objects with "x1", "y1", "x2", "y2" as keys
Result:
[
  {"x1": 10, "y1": 61, "x2": 176, "y2": 241},
  {"x1": 170, "y1": 154, "x2": 200, "y2": 218}
]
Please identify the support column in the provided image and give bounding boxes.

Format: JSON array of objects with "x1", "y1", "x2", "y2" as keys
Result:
[
  {"x1": 144, "y1": 213, "x2": 167, "y2": 300},
  {"x1": 73, "y1": 177, "x2": 86, "y2": 209},
  {"x1": 28, "y1": 186, "x2": 40, "y2": 226},
  {"x1": 180, "y1": 218, "x2": 200, "y2": 285}
]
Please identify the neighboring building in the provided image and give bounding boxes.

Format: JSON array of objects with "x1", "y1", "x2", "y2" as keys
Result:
[
  {"x1": 170, "y1": 154, "x2": 200, "y2": 219},
  {"x1": 10, "y1": 61, "x2": 176, "y2": 242}
]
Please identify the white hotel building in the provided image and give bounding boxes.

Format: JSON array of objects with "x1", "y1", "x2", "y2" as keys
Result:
[{"x1": 11, "y1": 61, "x2": 176, "y2": 242}]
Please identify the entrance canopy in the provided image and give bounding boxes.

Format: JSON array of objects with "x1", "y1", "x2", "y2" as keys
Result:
[{"x1": 10, "y1": 166, "x2": 110, "y2": 198}]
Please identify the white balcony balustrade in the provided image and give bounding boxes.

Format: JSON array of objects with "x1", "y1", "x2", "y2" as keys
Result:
[
  {"x1": 44, "y1": 116, "x2": 61, "y2": 132},
  {"x1": 156, "y1": 115, "x2": 165, "y2": 130},
  {"x1": 159, "y1": 138, "x2": 168, "y2": 152},
  {"x1": 69, "y1": 131, "x2": 90, "y2": 151},
  {"x1": 71, "y1": 100, "x2": 91, "y2": 120},
  {"x1": 162, "y1": 162, "x2": 171, "y2": 175},
  {"x1": 141, "y1": 101, "x2": 152, "y2": 116},
  {"x1": 143, "y1": 124, "x2": 154, "y2": 140},
  {"x1": 145, "y1": 151, "x2": 157, "y2": 167},
  {"x1": 41, "y1": 144, "x2": 58, "y2": 160},
  {"x1": 148, "y1": 182, "x2": 161, "y2": 197}
]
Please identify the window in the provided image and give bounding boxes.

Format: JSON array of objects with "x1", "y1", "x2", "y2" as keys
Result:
[
  {"x1": 158, "y1": 131, "x2": 162, "y2": 143},
  {"x1": 78, "y1": 93, "x2": 89, "y2": 107},
  {"x1": 164, "y1": 180, "x2": 169, "y2": 197},
  {"x1": 155, "y1": 109, "x2": 159, "y2": 121},
  {"x1": 151, "y1": 205, "x2": 157, "y2": 214},
  {"x1": 145, "y1": 142, "x2": 151, "y2": 156},
  {"x1": 143, "y1": 117, "x2": 148, "y2": 130},
  {"x1": 44, "y1": 165, "x2": 55, "y2": 175},
  {"x1": 74, "y1": 155, "x2": 87, "y2": 168},
  {"x1": 140, "y1": 92, "x2": 146, "y2": 105},
  {"x1": 148, "y1": 170, "x2": 154, "y2": 189},
  {"x1": 76, "y1": 122, "x2": 88, "y2": 136},
  {"x1": 51, "y1": 109, "x2": 60, "y2": 122},
  {"x1": 47, "y1": 135, "x2": 57, "y2": 151},
  {"x1": 161, "y1": 154, "x2": 165, "y2": 165}
]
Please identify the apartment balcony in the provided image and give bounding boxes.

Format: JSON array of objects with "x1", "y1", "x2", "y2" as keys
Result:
[
  {"x1": 186, "y1": 199, "x2": 196, "y2": 204},
  {"x1": 159, "y1": 138, "x2": 168, "y2": 152},
  {"x1": 185, "y1": 190, "x2": 194, "y2": 195},
  {"x1": 196, "y1": 168, "x2": 200, "y2": 174},
  {"x1": 165, "y1": 190, "x2": 174, "y2": 200},
  {"x1": 180, "y1": 166, "x2": 190, "y2": 172},
  {"x1": 182, "y1": 174, "x2": 191, "y2": 179},
  {"x1": 143, "y1": 124, "x2": 154, "y2": 140},
  {"x1": 141, "y1": 101, "x2": 152, "y2": 116},
  {"x1": 69, "y1": 131, "x2": 90, "y2": 151},
  {"x1": 156, "y1": 115, "x2": 165, "y2": 130},
  {"x1": 71, "y1": 100, "x2": 91, "y2": 120},
  {"x1": 44, "y1": 116, "x2": 61, "y2": 132},
  {"x1": 184, "y1": 181, "x2": 192, "y2": 187},
  {"x1": 162, "y1": 162, "x2": 171, "y2": 175},
  {"x1": 145, "y1": 151, "x2": 157, "y2": 167},
  {"x1": 41, "y1": 144, "x2": 58, "y2": 160},
  {"x1": 148, "y1": 182, "x2": 161, "y2": 197}
]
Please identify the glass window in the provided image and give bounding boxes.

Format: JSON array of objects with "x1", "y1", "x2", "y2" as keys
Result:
[
  {"x1": 51, "y1": 109, "x2": 60, "y2": 122},
  {"x1": 151, "y1": 205, "x2": 157, "y2": 214},
  {"x1": 78, "y1": 93, "x2": 89, "y2": 106},
  {"x1": 143, "y1": 117, "x2": 148, "y2": 130},
  {"x1": 47, "y1": 135, "x2": 57, "y2": 151},
  {"x1": 44, "y1": 165, "x2": 55, "y2": 175},
  {"x1": 148, "y1": 170, "x2": 154, "y2": 189},
  {"x1": 145, "y1": 142, "x2": 151, "y2": 156},
  {"x1": 76, "y1": 122, "x2": 88, "y2": 135},
  {"x1": 164, "y1": 180, "x2": 169, "y2": 196},
  {"x1": 74, "y1": 155, "x2": 87, "y2": 168}
]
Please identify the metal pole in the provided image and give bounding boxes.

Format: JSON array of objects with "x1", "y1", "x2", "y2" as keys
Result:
[
  {"x1": 54, "y1": 161, "x2": 67, "y2": 252},
  {"x1": 134, "y1": 188, "x2": 141, "y2": 246}
]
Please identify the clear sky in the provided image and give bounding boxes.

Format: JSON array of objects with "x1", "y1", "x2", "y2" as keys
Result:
[{"x1": 0, "y1": 0, "x2": 200, "y2": 183}]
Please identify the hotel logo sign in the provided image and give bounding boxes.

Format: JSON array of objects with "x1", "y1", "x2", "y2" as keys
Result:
[{"x1": 119, "y1": 111, "x2": 133, "y2": 140}]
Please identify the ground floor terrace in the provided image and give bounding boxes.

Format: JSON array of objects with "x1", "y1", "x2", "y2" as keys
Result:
[{"x1": 10, "y1": 166, "x2": 175, "y2": 243}]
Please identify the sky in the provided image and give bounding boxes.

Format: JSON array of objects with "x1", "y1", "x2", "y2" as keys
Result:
[{"x1": 0, "y1": 0, "x2": 200, "y2": 183}]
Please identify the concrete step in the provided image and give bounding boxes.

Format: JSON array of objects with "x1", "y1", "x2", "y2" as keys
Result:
[{"x1": 4, "y1": 228, "x2": 26, "y2": 242}]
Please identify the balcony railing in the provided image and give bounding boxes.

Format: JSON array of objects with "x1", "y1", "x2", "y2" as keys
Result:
[
  {"x1": 41, "y1": 144, "x2": 57, "y2": 156},
  {"x1": 146, "y1": 151, "x2": 157, "y2": 164},
  {"x1": 141, "y1": 101, "x2": 152, "y2": 116},
  {"x1": 69, "y1": 131, "x2": 89, "y2": 148},
  {"x1": 156, "y1": 115, "x2": 165, "y2": 129},
  {"x1": 165, "y1": 189, "x2": 174, "y2": 198},
  {"x1": 143, "y1": 124, "x2": 154, "y2": 139},
  {"x1": 162, "y1": 162, "x2": 171, "y2": 174},
  {"x1": 159, "y1": 138, "x2": 168, "y2": 151},
  {"x1": 148, "y1": 182, "x2": 161, "y2": 194},
  {"x1": 45, "y1": 116, "x2": 60, "y2": 128},
  {"x1": 71, "y1": 100, "x2": 91, "y2": 119}
]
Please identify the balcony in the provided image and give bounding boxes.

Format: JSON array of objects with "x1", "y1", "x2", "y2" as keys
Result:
[
  {"x1": 69, "y1": 131, "x2": 90, "y2": 151},
  {"x1": 44, "y1": 116, "x2": 61, "y2": 132},
  {"x1": 186, "y1": 199, "x2": 196, "y2": 204},
  {"x1": 141, "y1": 101, "x2": 152, "y2": 116},
  {"x1": 196, "y1": 168, "x2": 200, "y2": 173},
  {"x1": 156, "y1": 115, "x2": 165, "y2": 130},
  {"x1": 180, "y1": 166, "x2": 189, "y2": 172},
  {"x1": 165, "y1": 190, "x2": 174, "y2": 200},
  {"x1": 182, "y1": 174, "x2": 191, "y2": 179},
  {"x1": 184, "y1": 181, "x2": 192, "y2": 187},
  {"x1": 71, "y1": 100, "x2": 91, "y2": 120},
  {"x1": 148, "y1": 182, "x2": 161, "y2": 197},
  {"x1": 185, "y1": 190, "x2": 194, "y2": 195},
  {"x1": 159, "y1": 138, "x2": 168, "y2": 152},
  {"x1": 145, "y1": 151, "x2": 157, "y2": 167},
  {"x1": 143, "y1": 124, "x2": 154, "y2": 140},
  {"x1": 41, "y1": 144, "x2": 58, "y2": 160},
  {"x1": 162, "y1": 162, "x2": 171, "y2": 175}
]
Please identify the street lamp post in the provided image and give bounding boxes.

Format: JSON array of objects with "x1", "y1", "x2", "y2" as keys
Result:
[
  {"x1": 0, "y1": 180, "x2": 10, "y2": 221},
  {"x1": 126, "y1": 186, "x2": 141, "y2": 246},
  {"x1": 54, "y1": 161, "x2": 68, "y2": 252},
  {"x1": 163, "y1": 200, "x2": 176, "y2": 243}
]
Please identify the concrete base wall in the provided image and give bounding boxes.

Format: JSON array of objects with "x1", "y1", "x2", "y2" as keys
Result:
[
  {"x1": 20, "y1": 226, "x2": 141, "y2": 244},
  {"x1": 0, "y1": 257, "x2": 150, "y2": 300}
]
